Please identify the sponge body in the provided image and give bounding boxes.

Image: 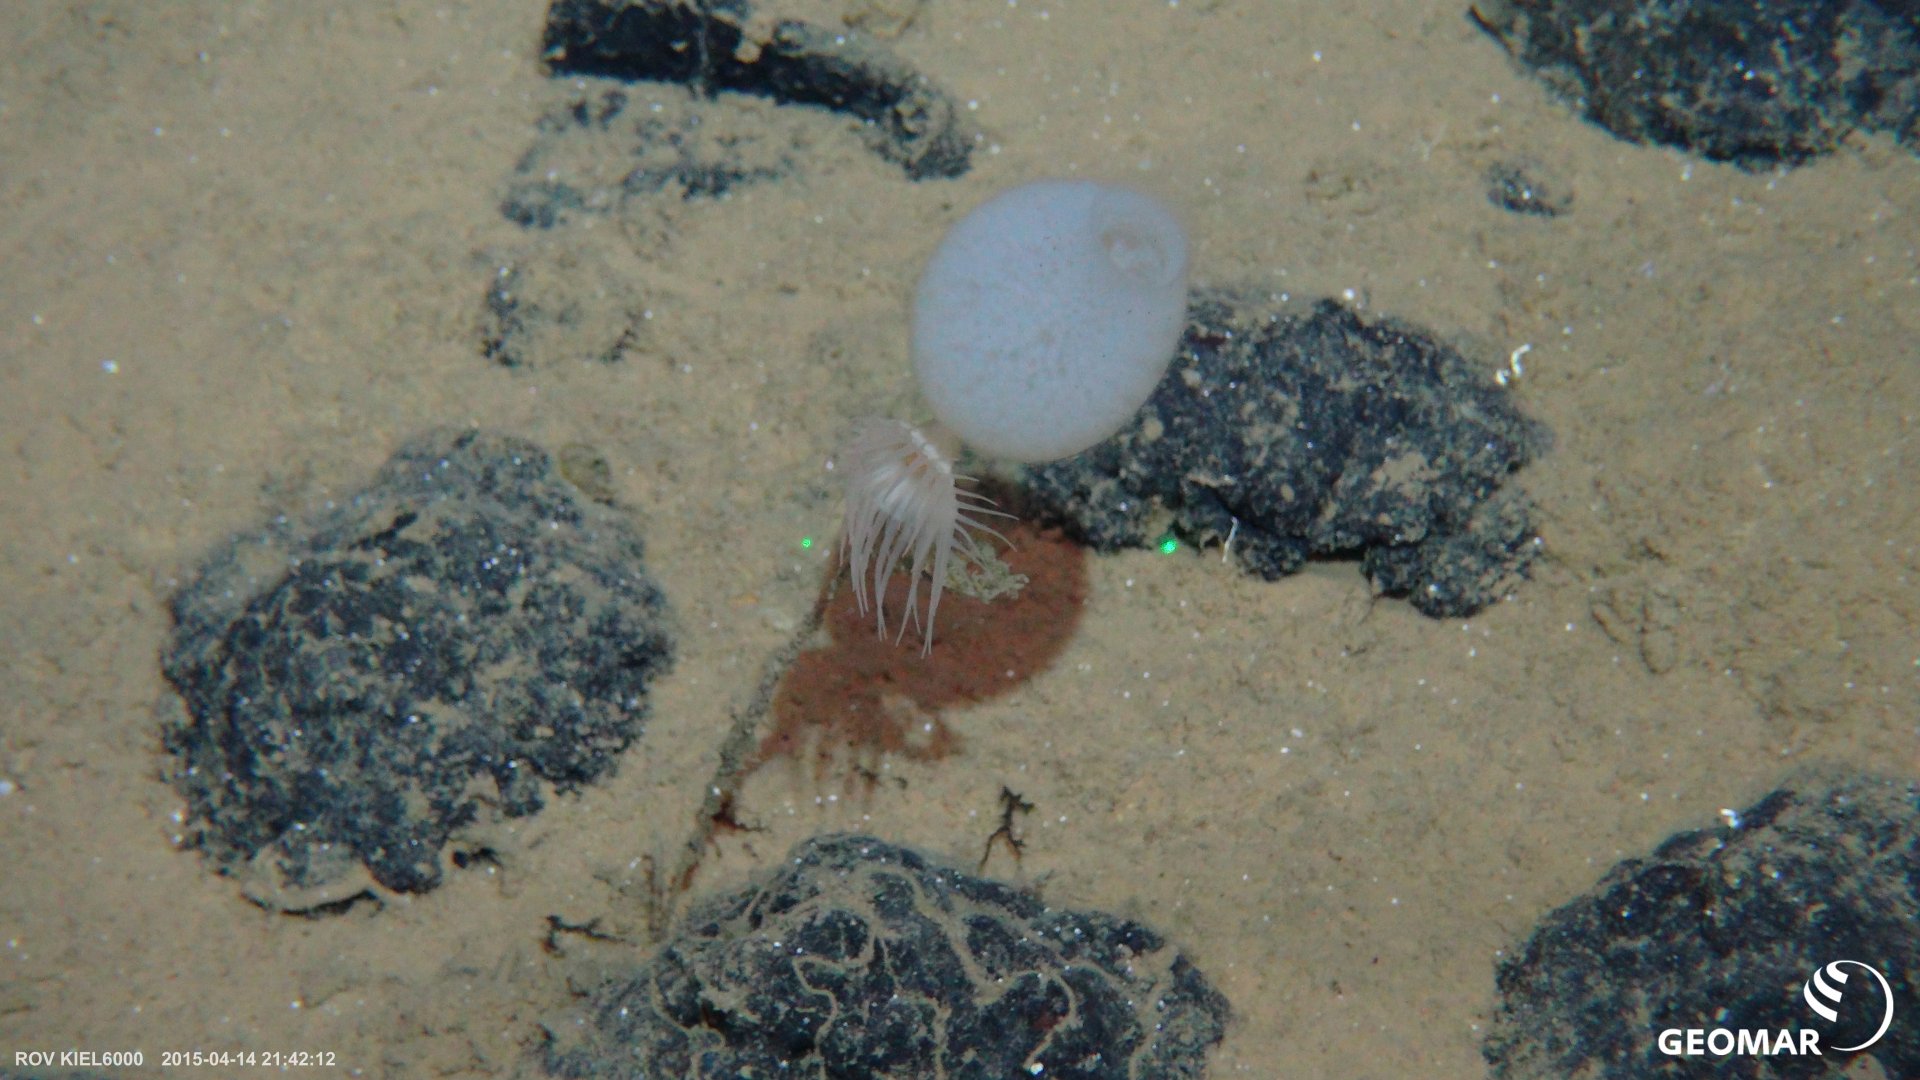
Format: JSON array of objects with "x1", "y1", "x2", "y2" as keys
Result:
[{"x1": 911, "y1": 179, "x2": 1189, "y2": 463}]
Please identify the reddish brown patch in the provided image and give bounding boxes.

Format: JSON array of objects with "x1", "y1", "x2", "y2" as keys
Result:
[{"x1": 754, "y1": 520, "x2": 1088, "y2": 780}]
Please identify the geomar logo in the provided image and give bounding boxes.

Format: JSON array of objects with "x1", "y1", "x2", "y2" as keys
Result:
[
  {"x1": 1656, "y1": 959, "x2": 1895, "y2": 1058},
  {"x1": 1802, "y1": 960, "x2": 1894, "y2": 1053}
]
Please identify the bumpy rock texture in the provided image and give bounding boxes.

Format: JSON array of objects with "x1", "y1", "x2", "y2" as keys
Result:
[
  {"x1": 1021, "y1": 290, "x2": 1543, "y2": 617},
  {"x1": 1473, "y1": 0, "x2": 1920, "y2": 168},
  {"x1": 161, "y1": 430, "x2": 673, "y2": 911},
  {"x1": 1486, "y1": 773, "x2": 1919, "y2": 1080},
  {"x1": 541, "y1": 834, "x2": 1232, "y2": 1079}
]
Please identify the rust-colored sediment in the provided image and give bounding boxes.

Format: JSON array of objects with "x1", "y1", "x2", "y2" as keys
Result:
[{"x1": 756, "y1": 521, "x2": 1088, "y2": 778}]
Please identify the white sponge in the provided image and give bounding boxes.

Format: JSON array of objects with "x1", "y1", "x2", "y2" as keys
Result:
[{"x1": 911, "y1": 179, "x2": 1190, "y2": 463}]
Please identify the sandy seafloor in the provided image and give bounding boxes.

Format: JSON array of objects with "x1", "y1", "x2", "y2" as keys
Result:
[{"x1": 2, "y1": 2, "x2": 1917, "y2": 1077}]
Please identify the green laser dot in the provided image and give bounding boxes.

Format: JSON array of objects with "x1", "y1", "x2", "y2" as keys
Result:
[
  {"x1": 800, "y1": 536, "x2": 814, "y2": 550},
  {"x1": 1157, "y1": 534, "x2": 1179, "y2": 555}
]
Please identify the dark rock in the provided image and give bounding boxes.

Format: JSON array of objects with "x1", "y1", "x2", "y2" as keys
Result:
[
  {"x1": 487, "y1": 2, "x2": 976, "y2": 368},
  {"x1": 1021, "y1": 290, "x2": 1544, "y2": 617},
  {"x1": 1486, "y1": 773, "x2": 1920, "y2": 1079},
  {"x1": 541, "y1": 0, "x2": 976, "y2": 180},
  {"x1": 160, "y1": 430, "x2": 674, "y2": 911},
  {"x1": 1472, "y1": 0, "x2": 1920, "y2": 168},
  {"x1": 1485, "y1": 160, "x2": 1571, "y2": 216},
  {"x1": 540, "y1": 834, "x2": 1231, "y2": 1079},
  {"x1": 488, "y1": 0, "x2": 979, "y2": 368}
]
